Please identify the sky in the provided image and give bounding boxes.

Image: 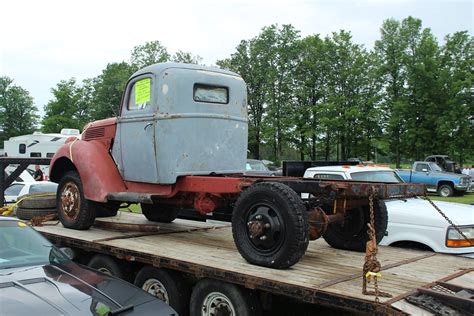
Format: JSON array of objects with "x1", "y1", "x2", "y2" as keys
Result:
[{"x1": 0, "y1": 0, "x2": 472, "y2": 115}]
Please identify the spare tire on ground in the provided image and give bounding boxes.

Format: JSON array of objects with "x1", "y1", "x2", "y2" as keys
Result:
[
  {"x1": 17, "y1": 193, "x2": 56, "y2": 209},
  {"x1": 16, "y1": 207, "x2": 57, "y2": 220}
]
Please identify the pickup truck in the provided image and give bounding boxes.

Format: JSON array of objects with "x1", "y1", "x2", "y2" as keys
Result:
[
  {"x1": 396, "y1": 161, "x2": 471, "y2": 197},
  {"x1": 302, "y1": 165, "x2": 474, "y2": 258}
]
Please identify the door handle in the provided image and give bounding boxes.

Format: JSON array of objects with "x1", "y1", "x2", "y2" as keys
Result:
[{"x1": 144, "y1": 123, "x2": 153, "y2": 130}]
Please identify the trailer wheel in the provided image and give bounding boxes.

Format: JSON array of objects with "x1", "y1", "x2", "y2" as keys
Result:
[
  {"x1": 57, "y1": 171, "x2": 96, "y2": 230},
  {"x1": 134, "y1": 267, "x2": 190, "y2": 316},
  {"x1": 88, "y1": 254, "x2": 125, "y2": 279},
  {"x1": 232, "y1": 182, "x2": 309, "y2": 269},
  {"x1": 141, "y1": 203, "x2": 179, "y2": 223},
  {"x1": 190, "y1": 278, "x2": 261, "y2": 316},
  {"x1": 323, "y1": 200, "x2": 388, "y2": 251}
]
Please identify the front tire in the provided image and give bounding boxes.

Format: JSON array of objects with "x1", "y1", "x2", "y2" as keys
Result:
[
  {"x1": 232, "y1": 182, "x2": 309, "y2": 269},
  {"x1": 57, "y1": 171, "x2": 96, "y2": 230},
  {"x1": 189, "y1": 278, "x2": 261, "y2": 316},
  {"x1": 438, "y1": 184, "x2": 454, "y2": 197},
  {"x1": 323, "y1": 200, "x2": 388, "y2": 251}
]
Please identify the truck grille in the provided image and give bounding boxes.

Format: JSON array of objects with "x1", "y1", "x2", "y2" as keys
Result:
[{"x1": 83, "y1": 127, "x2": 105, "y2": 140}]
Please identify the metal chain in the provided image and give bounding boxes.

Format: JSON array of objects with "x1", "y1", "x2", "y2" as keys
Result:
[
  {"x1": 368, "y1": 191, "x2": 380, "y2": 303},
  {"x1": 421, "y1": 192, "x2": 472, "y2": 245}
]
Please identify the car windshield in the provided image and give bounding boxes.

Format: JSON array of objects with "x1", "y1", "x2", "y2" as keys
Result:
[
  {"x1": 246, "y1": 160, "x2": 269, "y2": 171},
  {"x1": 0, "y1": 220, "x2": 70, "y2": 269},
  {"x1": 350, "y1": 171, "x2": 403, "y2": 183},
  {"x1": 429, "y1": 162, "x2": 443, "y2": 172}
]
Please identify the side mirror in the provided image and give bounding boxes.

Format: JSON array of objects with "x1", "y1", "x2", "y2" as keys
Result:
[{"x1": 60, "y1": 247, "x2": 75, "y2": 260}]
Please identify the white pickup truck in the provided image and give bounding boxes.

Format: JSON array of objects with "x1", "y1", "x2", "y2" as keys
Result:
[{"x1": 303, "y1": 165, "x2": 474, "y2": 258}]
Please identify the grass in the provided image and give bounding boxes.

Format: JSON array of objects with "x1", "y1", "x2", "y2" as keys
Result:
[{"x1": 427, "y1": 192, "x2": 474, "y2": 205}]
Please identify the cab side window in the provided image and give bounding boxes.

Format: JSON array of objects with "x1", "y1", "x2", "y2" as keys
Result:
[
  {"x1": 313, "y1": 173, "x2": 344, "y2": 180},
  {"x1": 128, "y1": 78, "x2": 152, "y2": 111},
  {"x1": 415, "y1": 163, "x2": 429, "y2": 172}
]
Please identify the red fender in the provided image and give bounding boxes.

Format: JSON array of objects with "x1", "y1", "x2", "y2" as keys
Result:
[{"x1": 49, "y1": 139, "x2": 126, "y2": 202}]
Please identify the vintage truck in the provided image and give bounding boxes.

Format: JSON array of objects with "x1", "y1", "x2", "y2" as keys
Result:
[
  {"x1": 48, "y1": 62, "x2": 424, "y2": 269},
  {"x1": 396, "y1": 162, "x2": 471, "y2": 197}
]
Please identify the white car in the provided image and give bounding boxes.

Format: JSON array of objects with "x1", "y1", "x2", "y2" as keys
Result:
[
  {"x1": 303, "y1": 165, "x2": 474, "y2": 258},
  {"x1": 4, "y1": 181, "x2": 58, "y2": 204}
]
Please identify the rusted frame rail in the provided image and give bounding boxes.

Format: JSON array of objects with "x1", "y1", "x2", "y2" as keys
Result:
[{"x1": 0, "y1": 157, "x2": 51, "y2": 207}]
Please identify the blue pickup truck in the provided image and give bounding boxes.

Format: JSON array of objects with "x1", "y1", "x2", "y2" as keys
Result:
[{"x1": 396, "y1": 162, "x2": 471, "y2": 197}]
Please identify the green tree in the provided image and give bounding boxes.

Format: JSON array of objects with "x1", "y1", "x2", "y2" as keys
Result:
[
  {"x1": 0, "y1": 77, "x2": 38, "y2": 147},
  {"x1": 130, "y1": 40, "x2": 170, "y2": 69},
  {"x1": 42, "y1": 78, "x2": 93, "y2": 132},
  {"x1": 172, "y1": 50, "x2": 202, "y2": 64},
  {"x1": 91, "y1": 62, "x2": 135, "y2": 120}
]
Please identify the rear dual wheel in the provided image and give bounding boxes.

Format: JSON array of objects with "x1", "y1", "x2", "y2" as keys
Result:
[{"x1": 232, "y1": 182, "x2": 309, "y2": 269}]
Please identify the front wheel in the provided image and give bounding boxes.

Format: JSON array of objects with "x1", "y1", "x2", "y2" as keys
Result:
[
  {"x1": 232, "y1": 182, "x2": 309, "y2": 269},
  {"x1": 438, "y1": 184, "x2": 454, "y2": 197},
  {"x1": 141, "y1": 203, "x2": 179, "y2": 223},
  {"x1": 57, "y1": 171, "x2": 96, "y2": 230},
  {"x1": 323, "y1": 200, "x2": 388, "y2": 251}
]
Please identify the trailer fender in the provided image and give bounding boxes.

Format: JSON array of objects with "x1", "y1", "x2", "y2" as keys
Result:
[{"x1": 50, "y1": 140, "x2": 126, "y2": 202}]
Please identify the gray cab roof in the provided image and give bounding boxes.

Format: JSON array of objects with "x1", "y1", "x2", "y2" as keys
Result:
[{"x1": 131, "y1": 62, "x2": 241, "y2": 79}]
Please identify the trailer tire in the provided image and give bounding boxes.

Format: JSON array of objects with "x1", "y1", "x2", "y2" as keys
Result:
[
  {"x1": 134, "y1": 267, "x2": 190, "y2": 316},
  {"x1": 141, "y1": 203, "x2": 179, "y2": 223},
  {"x1": 16, "y1": 207, "x2": 57, "y2": 220},
  {"x1": 17, "y1": 194, "x2": 56, "y2": 209},
  {"x1": 232, "y1": 182, "x2": 309, "y2": 269},
  {"x1": 57, "y1": 171, "x2": 96, "y2": 230},
  {"x1": 88, "y1": 254, "x2": 125, "y2": 279},
  {"x1": 190, "y1": 278, "x2": 261, "y2": 316},
  {"x1": 323, "y1": 200, "x2": 388, "y2": 251}
]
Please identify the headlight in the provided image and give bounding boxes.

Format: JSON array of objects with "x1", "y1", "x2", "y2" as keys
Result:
[{"x1": 446, "y1": 226, "x2": 474, "y2": 247}]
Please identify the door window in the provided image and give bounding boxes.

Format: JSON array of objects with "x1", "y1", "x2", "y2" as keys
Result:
[
  {"x1": 415, "y1": 163, "x2": 429, "y2": 172},
  {"x1": 5, "y1": 184, "x2": 24, "y2": 196},
  {"x1": 128, "y1": 78, "x2": 152, "y2": 111}
]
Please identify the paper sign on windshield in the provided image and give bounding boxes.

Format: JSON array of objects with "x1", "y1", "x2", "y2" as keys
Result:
[{"x1": 135, "y1": 78, "x2": 151, "y2": 104}]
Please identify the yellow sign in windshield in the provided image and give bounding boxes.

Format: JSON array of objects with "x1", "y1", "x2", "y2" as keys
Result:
[{"x1": 135, "y1": 78, "x2": 151, "y2": 104}]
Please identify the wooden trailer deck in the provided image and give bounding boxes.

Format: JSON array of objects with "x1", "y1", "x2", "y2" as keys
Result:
[{"x1": 35, "y1": 211, "x2": 474, "y2": 314}]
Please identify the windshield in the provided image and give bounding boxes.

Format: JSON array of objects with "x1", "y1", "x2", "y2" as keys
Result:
[
  {"x1": 0, "y1": 220, "x2": 70, "y2": 269},
  {"x1": 350, "y1": 171, "x2": 403, "y2": 183},
  {"x1": 429, "y1": 162, "x2": 443, "y2": 172},
  {"x1": 246, "y1": 160, "x2": 269, "y2": 171}
]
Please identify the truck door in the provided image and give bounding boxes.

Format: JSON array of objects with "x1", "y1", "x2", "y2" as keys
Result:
[
  {"x1": 117, "y1": 75, "x2": 159, "y2": 183},
  {"x1": 412, "y1": 162, "x2": 435, "y2": 190}
]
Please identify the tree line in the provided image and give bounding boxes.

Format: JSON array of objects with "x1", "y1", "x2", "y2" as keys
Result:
[{"x1": 1, "y1": 16, "x2": 472, "y2": 165}]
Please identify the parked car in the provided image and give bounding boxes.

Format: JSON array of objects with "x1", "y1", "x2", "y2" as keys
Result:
[
  {"x1": 4, "y1": 181, "x2": 58, "y2": 204},
  {"x1": 245, "y1": 159, "x2": 277, "y2": 176},
  {"x1": 396, "y1": 161, "x2": 471, "y2": 197},
  {"x1": 302, "y1": 165, "x2": 474, "y2": 258},
  {"x1": 0, "y1": 217, "x2": 177, "y2": 315}
]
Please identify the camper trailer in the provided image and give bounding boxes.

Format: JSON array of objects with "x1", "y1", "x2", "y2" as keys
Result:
[{"x1": 3, "y1": 128, "x2": 80, "y2": 178}]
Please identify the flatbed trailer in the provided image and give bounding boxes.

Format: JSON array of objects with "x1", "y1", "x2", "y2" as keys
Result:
[{"x1": 34, "y1": 211, "x2": 474, "y2": 315}]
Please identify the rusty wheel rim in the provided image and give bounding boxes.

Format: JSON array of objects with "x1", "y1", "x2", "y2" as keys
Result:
[{"x1": 60, "y1": 181, "x2": 81, "y2": 221}]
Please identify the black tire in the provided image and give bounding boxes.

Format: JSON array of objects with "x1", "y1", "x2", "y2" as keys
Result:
[
  {"x1": 95, "y1": 202, "x2": 120, "y2": 217},
  {"x1": 18, "y1": 194, "x2": 56, "y2": 209},
  {"x1": 16, "y1": 207, "x2": 57, "y2": 220},
  {"x1": 141, "y1": 203, "x2": 179, "y2": 223},
  {"x1": 323, "y1": 200, "x2": 388, "y2": 251},
  {"x1": 88, "y1": 254, "x2": 125, "y2": 279},
  {"x1": 134, "y1": 267, "x2": 190, "y2": 316},
  {"x1": 57, "y1": 171, "x2": 96, "y2": 230},
  {"x1": 190, "y1": 278, "x2": 261, "y2": 316},
  {"x1": 232, "y1": 182, "x2": 309, "y2": 269},
  {"x1": 453, "y1": 190, "x2": 466, "y2": 197},
  {"x1": 438, "y1": 184, "x2": 454, "y2": 197}
]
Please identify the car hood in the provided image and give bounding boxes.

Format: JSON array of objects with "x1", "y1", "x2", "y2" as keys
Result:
[
  {"x1": 385, "y1": 198, "x2": 474, "y2": 227},
  {"x1": 430, "y1": 170, "x2": 468, "y2": 179},
  {"x1": 0, "y1": 262, "x2": 176, "y2": 315}
]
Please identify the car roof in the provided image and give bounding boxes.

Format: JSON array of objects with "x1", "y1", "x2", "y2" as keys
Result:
[{"x1": 306, "y1": 165, "x2": 394, "y2": 173}]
